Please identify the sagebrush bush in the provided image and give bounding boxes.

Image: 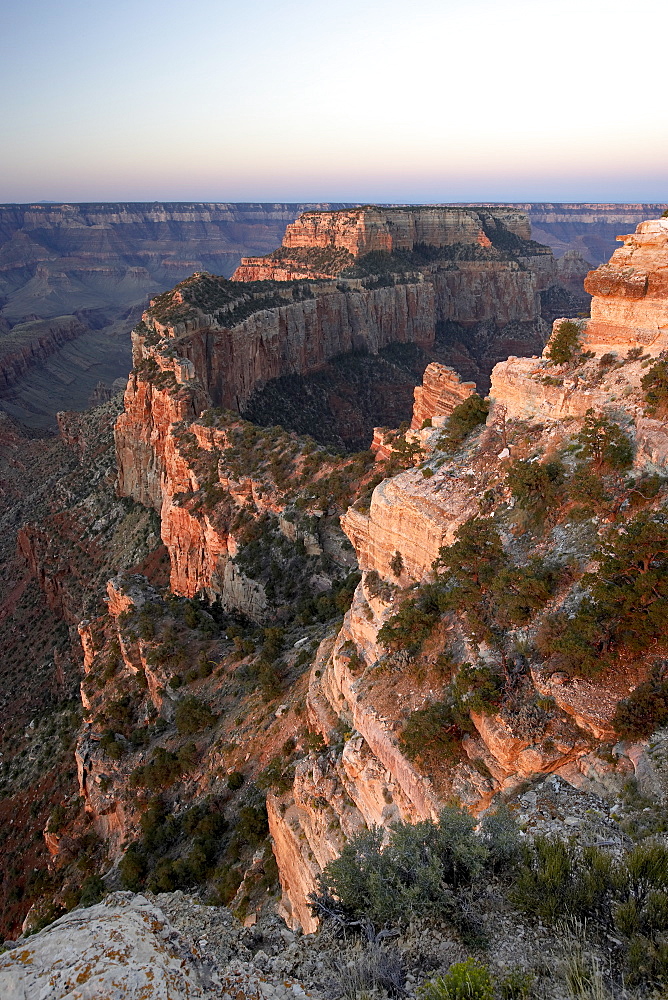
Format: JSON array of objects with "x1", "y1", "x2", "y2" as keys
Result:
[
  {"x1": 323, "y1": 942, "x2": 406, "y2": 1000},
  {"x1": 418, "y1": 958, "x2": 494, "y2": 1000},
  {"x1": 314, "y1": 806, "x2": 493, "y2": 928},
  {"x1": 498, "y1": 968, "x2": 535, "y2": 1000},
  {"x1": 510, "y1": 836, "x2": 615, "y2": 924}
]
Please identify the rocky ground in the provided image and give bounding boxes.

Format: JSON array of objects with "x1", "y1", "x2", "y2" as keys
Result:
[{"x1": 3, "y1": 760, "x2": 667, "y2": 999}]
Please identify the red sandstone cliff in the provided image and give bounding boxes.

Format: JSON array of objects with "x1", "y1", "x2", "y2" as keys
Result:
[{"x1": 232, "y1": 206, "x2": 532, "y2": 280}]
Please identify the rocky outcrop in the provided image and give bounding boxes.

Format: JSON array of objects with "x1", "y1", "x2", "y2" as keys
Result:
[
  {"x1": 174, "y1": 281, "x2": 436, "y2": 412},
  {"x1": 490, "y1": 218, "x2": 668, "y2": 424},
  {"x1": 341, "y1": 463, "x2": 479, "y2": 584},
  {"x1": 230, "y1": 206, "x2": 572, "y2": 402},
  {"x1": 115, "y1": 353, "x2": 208, "y2": 511},
  {"x1": 230, "y1": 257, "x2": 338, "y2": 282},
  {"x1": 410, "y1": 362, "x2": 476, "y2": 429},
  {"x1": 0, "y1": 892, "x2": 219, "y2": 999},
  {"x1": 266, "y1": 217, "x2": 668, "y2": 928},
  {"x1": 282, "y1": 206, "x2": 531, "y2": 254},
  {"x1": 0, "y1": 202, "x2": 352, "y2": 323},
  {"x1": 117, "y1": 207, "x2": 556, "y2": 485},
  {"x1": 0, "y1": 202, "x2": 351, "y2": 427},
  {"x1": 582, "y1": 218, "x2": 668, "y2": 354}
]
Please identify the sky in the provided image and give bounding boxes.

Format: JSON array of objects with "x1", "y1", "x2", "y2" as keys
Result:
[{"x1": 1, "y1": 0, "x2": 666, "y2": 204}]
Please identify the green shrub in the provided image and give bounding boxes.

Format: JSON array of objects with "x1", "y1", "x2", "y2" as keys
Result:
[
  {"x1": 315, "y1": 807, "x2": 490, "y2": 929},
  {"x1": 546, "y1": 320, "x2": 581, "y2": 364},
  {"x1": 227, "y1": 771, "x2": 245, "y2": 791},
  {"x1": 211, "y1": 863, "x2": 243, "y2": 904},
  {"x1": 79, "y1": 874, "x2": 106, "y2": 907},
  {"x1": 100, "y1": 730, "x2": 125, "y2": 760},
  {"x1": 390, "y1": 550, "x2": 404, "y2": 577},
  {"x1": 642, "y1": 357, "x2": 668, "y2": 416},
  {"x1": 490, "y1": 560, "x2": 558, "y2": 628},
  {"x1": 539, "y1": 512, "x2": 668, "y2": 676},
  {"x1": 257, "y1": 757, "x2": 295, "y2": 794},
  {"x1": 567, "y1": 464, "x2": 609, "y2": 512},
  {"x1": 418, "y1": 958, "x2": 494, "y2": 1000},
  {"x1": 377, "y1": 583, "x2": 445, "y2": 653},
  {"x1": 435, "y1": 517, "x2": 506, "y2": 589},
  {"x1": 400, "y1": 699, "x2": 474, "y2": 769},
  {"x1": 178, "y1": 741, "x2": 199, "y2": 771},
  {"x1": 365, "y1": 570, "x2": 395, "y2": 603},
  {"x1": 119, "y1": 845, "x2": 147, "y2": 890},
  {"x1": 130, "y1": 747, "x2": 183, "y2": 789},
  {"x1": 510, "y1": 836, "x2": 616, "y2": 924},
  {"x1": 174, "y1": 695, "x2": 217, "y2": 735},
  {"x1": 613, "y1": 663, "x2": 668, "y2": 739},
  {"x1": 480, "y1": 806, "x2": 524, "y2": 873},
  {"x1": 433, "y1": 517, "x2": 557, "y2": 650},
  {"x1": 498, "y1": 968, "x2": 535, "y2": 1000},
  {"x1": 574, "y1": 409, "x2": 633, "y2": 470},
  {"x1": 437, "y1": 395, "x2": 490, "y2": 453},
  {"x1": 323, "y1": 940, "x2": 406, "y2": 1000},
  {"x1": 506, "y1": 459, "x2": 565, "y2": 520},
  {"x1": 614, "y1": 843, "x2": 668, "y2": 985},
  {"x1": 236, "y1": 804, "x2": 269, "y2": 845}
]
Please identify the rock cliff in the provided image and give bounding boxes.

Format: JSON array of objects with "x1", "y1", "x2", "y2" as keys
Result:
[
  {"x1": 0, "y1": 316, "x2": 88, "y2": 391},
  {"x1": 0, "y1": 202, "x2": 350, "y2": 427},
  {"x1": 231, "y1": 205, "x2": 592, "y2": 400},
  {"x1": 410, "y1": 363, "x2": 477, "y2": 430},
  {"x1": 265, "y1": 219, "x2": 668, "y2": 926},
  {"x1": 232, "y1": 206, "x2": 532, "y2": 280},
  {"x1": 463, "y1": 202, "x2": 668, "y2": 264},
  {"x1": 583, "y1": 217, "x2": 668, "y2": 353}
]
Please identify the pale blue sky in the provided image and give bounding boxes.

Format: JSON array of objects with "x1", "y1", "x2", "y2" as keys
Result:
[{"x1": 1, "y1": 0, "x2": 666, "y2": 202}]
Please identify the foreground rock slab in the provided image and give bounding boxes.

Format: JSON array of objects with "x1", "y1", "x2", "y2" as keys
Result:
[{"x1": 0, "y1": 892, "x2": 217, "y2": 999}]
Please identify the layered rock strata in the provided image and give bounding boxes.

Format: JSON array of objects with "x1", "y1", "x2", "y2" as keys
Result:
[
  {"x1": 0, "y1": 316, "x2": 88, "y2": 391},
  {"x1": 501, "y1": 202, "x2": 668, "y2": 264},
  {"x1": 410, "y1": 362, "x2": 477, "y2": 429},
  {"x1": 582, "y1": 217, "x2": 668, "y2": 354},
  {"x1": 233, "y1": 206, "x2": 532, "y2": 280},
  {"x1": 267, "y1": 219, "x2": 668, "y2": 927},
  {"x1": 0, "y1": 202, "x2": 352, "y2": 426},
  {"x1": 491, "y1": 218, "x2": 668, "y2": 424},
  {"x1": 115, "y1": 206, "x2": 558, "y2": 519}
]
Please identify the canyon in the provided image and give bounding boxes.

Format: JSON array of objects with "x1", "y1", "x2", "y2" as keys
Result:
[
  {"x1": 3, "y1": 207, "x2": 668, "y2": 993},
  {"x1": 0, "y1": 202, "x2": 349, "y2": 428},
  {"x1": 117, "y1": 205, "x2": 587, "y2": 453},
  {"x1": 266, "y1": 214, "x2": 668, "y2": 929},
  {"x1": 2, "y1": 202, "x2": 664, "y2": 430}
]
